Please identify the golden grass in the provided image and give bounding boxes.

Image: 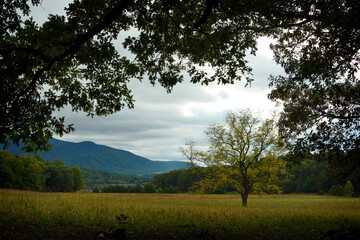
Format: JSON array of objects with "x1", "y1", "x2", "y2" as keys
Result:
[{"x1": 0, "y1": 189, "x2": 359, "y2": 239}]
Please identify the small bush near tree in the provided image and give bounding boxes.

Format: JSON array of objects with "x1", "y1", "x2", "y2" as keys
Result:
[
  {"x1": 328, "y1": 184, "x2": 345, "y2": 196},
  {"x1": 158, "y1": 186, "x2": 180, "y2": 193},
  {"x1": 344, "y1": 181, "x2": 354, "y2": 197},
  {"x1": 132, "y1": 184, "x2": 143, "y2": 193},
  {"x1": 102, "y1": 185, "x2": 128, "y2": 193},
  {"x1": 318, "y1": 190, "x2": 325, "y2": 195},
  {"x1": 143, "y1": 183, "x2": 156, "y2": 193}
]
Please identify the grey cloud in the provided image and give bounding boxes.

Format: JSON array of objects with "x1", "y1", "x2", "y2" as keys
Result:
[
  {"x1": 245, "y1": 46, "x2": 286, "y2": 91},
  {"x1": 56, "y1": 96, "x2": 226, "y2": 161},
  {"x1": 32, "y1": 2, "x2": 283, "y2": 162}
]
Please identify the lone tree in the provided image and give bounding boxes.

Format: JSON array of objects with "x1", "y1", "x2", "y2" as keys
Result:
[
  {"x1": 1, "y1": 0, "x2": 359, "y2": 162},
  {"x1": 181, "y1": 110, "x2": 286, "y2": 206}
]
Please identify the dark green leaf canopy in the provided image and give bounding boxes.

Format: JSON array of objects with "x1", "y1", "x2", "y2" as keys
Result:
[
  {"x1": 1, "y1": 0, "x2": 359, "y2": 159},
  {"x1": 268, "y1": 0, "x2": 360, "y2": 171}
]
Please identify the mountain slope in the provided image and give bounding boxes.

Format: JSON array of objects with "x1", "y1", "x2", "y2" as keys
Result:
[{"x1": 1, "y1": 139, "x2": 187, "y2": 176}]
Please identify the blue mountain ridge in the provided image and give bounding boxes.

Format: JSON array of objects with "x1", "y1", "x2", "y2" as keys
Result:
[{"x1": 1, "y1": 138, "x2": 187, "y2": 176}]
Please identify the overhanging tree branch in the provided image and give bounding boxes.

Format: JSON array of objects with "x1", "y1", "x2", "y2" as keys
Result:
[{"x1": 12, "y1": 0, "x2": 134, "y2": 107}]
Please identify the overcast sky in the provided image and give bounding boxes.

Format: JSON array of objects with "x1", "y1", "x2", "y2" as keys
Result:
[{"x1": 30, "y1": 1, "x2": 285, "y2": 161}]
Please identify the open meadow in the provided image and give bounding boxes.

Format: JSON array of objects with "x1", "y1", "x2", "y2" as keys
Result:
[{"x1": 1, "y1": 189, "x2": 360, "y2": 239}]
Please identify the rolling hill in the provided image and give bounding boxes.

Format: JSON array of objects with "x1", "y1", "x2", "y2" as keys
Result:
[{"x1": 1, "y1": 139, "x2": 187, "y2": 176}]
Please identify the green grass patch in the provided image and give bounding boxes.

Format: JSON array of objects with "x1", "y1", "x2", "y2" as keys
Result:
[{"x1": 0, "y1": 189, "x2": 359, "y2": 239}]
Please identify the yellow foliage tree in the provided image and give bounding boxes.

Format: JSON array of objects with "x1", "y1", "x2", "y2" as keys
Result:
[{"x1": 181, "y1": 110, "x2": 286, "y2": 206}]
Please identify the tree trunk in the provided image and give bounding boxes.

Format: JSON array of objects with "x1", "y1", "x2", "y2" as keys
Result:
[{"x1": 241, "y1": 192, "x2": 248, "y2": 207}]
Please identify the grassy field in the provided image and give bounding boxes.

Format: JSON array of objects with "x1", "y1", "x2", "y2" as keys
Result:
[{"x1": 0, "y1": 189, "x2": 360, "y2": 239}]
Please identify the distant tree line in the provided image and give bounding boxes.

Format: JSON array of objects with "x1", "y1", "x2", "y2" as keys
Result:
[
  {"x1": 99, "y1": 183, "x2": 156, "y2": 194},
  {"x1": 151, "y1": 168, "x2": 202, "y2": 193},
  {"x1": 97, "y1": 183, "x2": 183, "y2": 194},
  {"x1": 97, "y1": 168, "x2": 227, "y2": 194},
  {"x1": 146, "y1": 157, "x2": 359, "y2": 196},
  {"x1": 2, "y1": 149, "x2": 357, "y2": 197},
  {"x1": 0, "y1": 151, "x2": 84, "y2": 192},
  {"x1": 151, "y1": 168, "x2": 275, "y2": 194},
  {"x1": 279, "y1": 157, "x2": 359, "y2": 196},
  {"x1": 81, "y1": 168, "x2": 150, "y2": 190}
]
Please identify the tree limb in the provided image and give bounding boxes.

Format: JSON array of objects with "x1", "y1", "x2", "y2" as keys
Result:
[{"x1": 12, "y1": 0, "x2": 134, "y2": 109}]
